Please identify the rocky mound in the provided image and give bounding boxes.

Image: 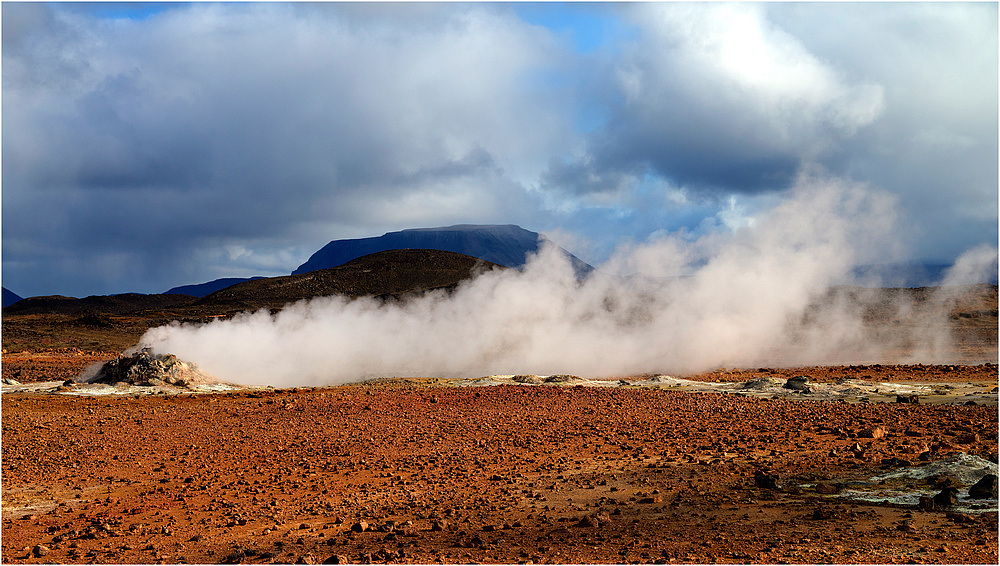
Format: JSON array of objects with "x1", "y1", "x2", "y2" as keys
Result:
[
  {"x1": 83, "y1": 348, "x2": 218, "y2": 388},
  {"x1": 196, "y1": 249, "x2": 507, "y2": 311}
]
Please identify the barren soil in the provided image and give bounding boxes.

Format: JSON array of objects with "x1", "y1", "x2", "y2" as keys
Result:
[{"x1": 3, "y1": 369, "x2": 998, "y2": 565}]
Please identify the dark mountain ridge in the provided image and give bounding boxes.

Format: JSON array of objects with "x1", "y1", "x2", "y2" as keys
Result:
[
  {"x1": 293, "y1": 224, "x2": 594, "y2": 277},
  {"x1": 2, "y1": 249, "x2": 506, "y2": 317},
  {"x1": 2, "y1": 287, "x2": 24, "y2": 307},
  {"x1": 166, "y1": 277, "x2": 266, "y2": 298}
]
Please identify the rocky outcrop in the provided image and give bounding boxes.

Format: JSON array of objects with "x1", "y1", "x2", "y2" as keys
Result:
[{"x1": 83, "y1": 348, "x2": 218, "y2": 388}]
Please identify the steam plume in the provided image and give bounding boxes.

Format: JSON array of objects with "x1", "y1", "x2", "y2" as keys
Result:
[{"x1": 139, "y1": 174, "x2": 996, "y2": 386}]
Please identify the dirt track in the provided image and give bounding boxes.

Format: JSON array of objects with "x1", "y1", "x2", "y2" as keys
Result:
[{"x1": 2, "y1": 368, "x2": 997, "y2": 565}]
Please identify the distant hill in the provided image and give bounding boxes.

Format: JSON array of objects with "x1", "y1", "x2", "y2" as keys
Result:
[
  {"x1": 165, "y1": 277, "x2": 265, "y2": 298},
  {"x1": 199, "y1": 249, "x2": 506, "y2": 311},
  {"x1": 2, "y1": 293, "x2": 197, "y2": 316},
  {"x1": 852, "y1": 262, "x2": 998, "y2": 287},
  {"x1": 293, "y1": 224, "x2": 594, "y2": 277},
  {"x1": 2, "y1": 287, "x2": 23, "y2": 307}
]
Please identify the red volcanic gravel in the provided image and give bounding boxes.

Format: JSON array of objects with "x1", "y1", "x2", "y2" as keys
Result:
[{"x1": 2, "y1": 380, "x2": 998, "y2": 564}]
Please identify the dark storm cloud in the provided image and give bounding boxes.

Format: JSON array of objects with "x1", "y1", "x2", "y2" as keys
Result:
[{"x1": 2, "y1": 2, "x2": 995, "y2": 298}]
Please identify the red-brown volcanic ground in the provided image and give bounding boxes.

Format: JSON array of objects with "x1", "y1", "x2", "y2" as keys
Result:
[{"x1": 2, "y1": 371, "x2": 997, "y2": 565}]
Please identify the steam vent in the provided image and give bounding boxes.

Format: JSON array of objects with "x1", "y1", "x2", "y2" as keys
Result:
[{"x1": 85, "y1": 348, "x2": 217, "y2": 387}]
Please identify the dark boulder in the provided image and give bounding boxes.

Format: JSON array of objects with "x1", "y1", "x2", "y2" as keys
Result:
[
  {"x1": 754, "y1": 470, "x2": 780, "y2": 489},
  {"x1": 968, "y1": 474, "x2": 998, "y2": 499},
  {"x1": 933, "y1": 487, "x2": 960, "y2": 507}
]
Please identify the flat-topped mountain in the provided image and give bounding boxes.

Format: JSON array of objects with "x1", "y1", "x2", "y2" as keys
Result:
[{"x1": 293, "y1": 224, "x2": 593, "y2": 277}]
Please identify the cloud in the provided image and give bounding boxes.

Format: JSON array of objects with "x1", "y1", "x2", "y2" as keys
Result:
[
  {"x1": 542, "y1": 3, "x2": 885, "y2": 197},
  {"x1": 2, "y1": 3, "x2": 571, "y2": 294}
]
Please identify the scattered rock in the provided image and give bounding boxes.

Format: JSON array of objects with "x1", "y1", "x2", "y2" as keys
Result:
[
  {"x1": 860, "y1": 426, "x2": 886, "y2": 439},
  {"x1": 574, "y1": 515, "x2": 597, "y2": 528},
  {"x1": 740, "y1": 377, "x2": 783, "y2": 390},
  {"x1": 814, "y1": 482, "x2": 842, "y2": 494},
  {"x1": 955, "y1": 433, "x2": 980, "y2": 444},
  {"x1": 430, "y1": 520, "x2": 447, "y2": 532},
  {"x1": 297, "y1": 553, "x2": 318, "y2": 564},
  {"x1": 947, "y1": 512, "x2": 976, "y2": 524},
  {"x1": 918, "y1": 496, "x2": 936, "y2": 511},
  {"x1": 754, "y1": 470, "x2": 779, "y2": 490},
  {"x1": 896, "y1": 394, "x2": 919, "y2": 404},
  {"x1": 782, "y1": 376, "x2": 811, "y2": 391},
  {"x1": 809, "y1": 506, "x2": 841, "y2": 520},
  {"x1": 32, "y1": 545, "x2": 50, "y2": 557},
  {"x1": 968, "y1": 474, "x2": 998, "y2": 499},
  {"x1": 931, "y1": 475, "x2": 958, "y2": 489},
  {"x1": 918, "y1": 450, "x2": 939, "y2": 462},
  {"x1": 350, "y1": 522, "x2": 368, "y2": 533},
  {"x1": 932, "y1": 487, "x2": 960, "y2": 508}
]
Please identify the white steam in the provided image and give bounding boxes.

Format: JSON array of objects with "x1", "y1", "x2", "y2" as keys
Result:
[{"x1": 139, "y1": 174, "x2": 996, "y2": 386}]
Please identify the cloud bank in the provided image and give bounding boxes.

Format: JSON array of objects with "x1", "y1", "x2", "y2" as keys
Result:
[{"x1": 3, "y1": 3, "x2": 996, "y2": 297}]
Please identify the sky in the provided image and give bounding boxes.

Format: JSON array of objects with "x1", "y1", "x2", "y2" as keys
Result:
[{"x1": 3, "y1": 2, "x2": 997, "y2": 298}]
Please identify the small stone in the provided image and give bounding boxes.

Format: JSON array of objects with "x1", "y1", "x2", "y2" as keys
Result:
[
  {"x1": 815, "y1": 483, "x2": 841, "y2": 494},
  {"x1": 933, "y1": 487, "x2": 959, "y2": 508},
  {"x1": 350, "y1": 522, "x2": 368, "y2": 533},
  {"x1": 782, "y1": 376, "x2": 810, "y2": 391},
  {"x1": 918, "y1": 496, "x2": 935, "y2": 511},
  {"x1": 947, "y1": 512, "x2": 976, "y2": 524},
  {"x1": 969, "y1": 474, "x2": 998, "y2": 499},
  {"x1": 754, "y1": 470, "x2": 779, "y2": 490},
  {"x1": 33, "y1": 545, "x2": 50, "y2": 557},
  {"x1": 860, "y1": 426, "x2": 886, "y2": 439},
  {"x1": 574, "y1": 515, "x2": 597, "y2": 528}
]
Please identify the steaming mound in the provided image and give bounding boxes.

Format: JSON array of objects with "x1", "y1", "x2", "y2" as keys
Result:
[
  {"x1": 84, "y1": 348, "x2": 219, "y2": 387},
  {"x1": 196, "y1": 249, "x2": 508, "y2": 311}
]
